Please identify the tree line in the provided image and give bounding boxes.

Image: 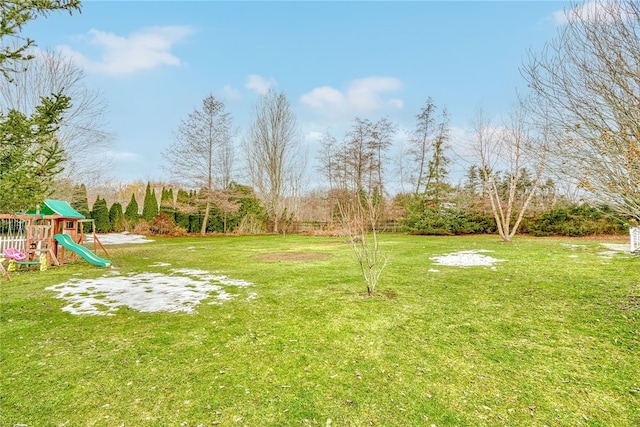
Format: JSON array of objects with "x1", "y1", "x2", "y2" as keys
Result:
[{"x1": 1, "y1": 0, "x2": 638, "y2": 243}]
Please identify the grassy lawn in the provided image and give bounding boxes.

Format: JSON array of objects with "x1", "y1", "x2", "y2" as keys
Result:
[{"x1": 1, "y1": 234, "x2": 638, "y2": 426}]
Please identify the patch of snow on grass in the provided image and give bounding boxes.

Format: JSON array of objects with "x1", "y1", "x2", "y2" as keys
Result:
[
  {"x1": 46, "y1": 269, "x2": 255, "y2": 316},
  {"x1": 172, "y1": 269, "x2": 253, "y2": 287},
  {"x1": 430, "y1": 250, "x2": 505, "y2": 267},
  {"x1": 86, "y1": 232, "x2": 153, "y2": 245},
  {"x1": 600, "y1": 243, "x2": 630, "y2": 253}
]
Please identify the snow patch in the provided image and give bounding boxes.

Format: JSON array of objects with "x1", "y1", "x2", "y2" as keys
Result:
[
  {"x1": 430, "y1": 250, "x2": 505, "y2": 268},
  {"x1": 86, "y1": 232, "x2": 152, "y2": 245},
  {"x1": 46, "y1": 269, "x2": 255, "y2": 316}
]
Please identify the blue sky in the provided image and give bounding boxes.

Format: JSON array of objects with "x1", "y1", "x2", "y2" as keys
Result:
[{"x1": 23, "y1": 0, "x2": 572, "y2": 185}]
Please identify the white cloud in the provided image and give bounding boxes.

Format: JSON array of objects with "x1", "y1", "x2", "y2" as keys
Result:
[
  {"x1": 300, "y1": 76, "x2": 403, "y2": 115},
  {"x1": 57, "y1": 25, "x2": 195, "y2": 76},
  {"x1": 245, "y1": 74, "x2": 276, "y2": 94},
  {"x1": 218, "y1": 85, "x2": 241, "y2": 101},
  {"x1": 300, "y1": 86, "x2": 345, "y2": 109},
  {"x1": 347, "y1": 76, "x2": 403, "y2": 111},
  {"x1": 552, "y1": 1, "x2": 624, "y2": 25}
]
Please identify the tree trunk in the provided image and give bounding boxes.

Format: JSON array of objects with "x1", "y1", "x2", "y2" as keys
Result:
[{"x1": 200, "y1": 201, "x2": 210, "y2": 236}]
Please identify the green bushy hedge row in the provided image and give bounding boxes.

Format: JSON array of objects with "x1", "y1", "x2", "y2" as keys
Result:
[
  {"x1": 402, "y1": 204, "x2": 628, "y2": 236},
  {"x1": 523, "y1": 205, "x2": 628, "y2": 236}
]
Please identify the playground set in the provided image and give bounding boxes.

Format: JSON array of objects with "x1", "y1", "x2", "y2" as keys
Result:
[{"x1": 0, "y1": 199, "x2": 111, "y2": 281}]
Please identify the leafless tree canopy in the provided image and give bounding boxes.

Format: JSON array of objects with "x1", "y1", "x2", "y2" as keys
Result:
[
  {"x1": 163, "y1": 94, "x2": 235, "y2": 234},
  {"x1": 316, "y1": 117, "x2": 395, "y2": 294},
  {"x1": 471, "y1": 106, "x2": 546, "y2": 242},
  {"x1": 245, "y1": 90, "x2": 305, "y2": 233},
  {"x1": 522, "y1": 0, "x2": 640, "y2": 221},
  {"x1": 0, "y1": 47, "x2": 113, "y2": 184},
  {"x1": 164, "y1": 95, "x2": 234, "y2": 190},
  {"x1": 321, "y1": 117, "x2": 395, "y2": 197}
]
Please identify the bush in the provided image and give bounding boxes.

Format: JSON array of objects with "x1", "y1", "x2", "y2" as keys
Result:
[
  {"x1": 149, "y1": 213, "x2": 177, "y2": 235},
  {"x1": 525, "y1": 204, "x2": 627, "y2": 236},
  {"x1": 402, "y1": 207, "x2": 496, "y2": 235}
]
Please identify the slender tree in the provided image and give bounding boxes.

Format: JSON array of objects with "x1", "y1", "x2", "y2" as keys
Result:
[
  {"x1": 406, "y1": 98, "x2": 451, "y2": 199},
  {"x1": 163, "y1": 94, "x2": 234, "y2": 235},
  {"x1": 141, "y1": 182, "x2": 158, "y2": 221},
  {"x1": 423, "y1": 109, "x2": 451, "y2": 205},
  {"x1": 325, "y1": 116, "x2": 395, "y2": 295},
  {"x1": 245, "y1": 90, "x2": 305, "y2": 233}
]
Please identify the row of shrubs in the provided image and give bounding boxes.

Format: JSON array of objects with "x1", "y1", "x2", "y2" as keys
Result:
[{"x1": 401, "y1": 204, "x2": 630, "y2": 236}]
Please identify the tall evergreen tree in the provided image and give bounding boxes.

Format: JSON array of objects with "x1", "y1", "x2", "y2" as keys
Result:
[
  {"x1": 91, "y1": 196, "x2": 110, "y2": 233},
  {"x1": 109, "y1": 202, "x2": 125, "y2": 232},
  {"x1": 159, "y1": 187, "x2": 175, "y2": 218},
  {"x1": 124, "y1": 193, "x2": 139, "y2": 225},
  {"x1": 174, "y1": 189, "x2": 191, "y2": 230},
  {"x1": 70, "y1": 183, "x2": 91, "y2": 232},
  {"x1": 0, "y1": 93, "x2": 70, "y2": 212},
  {"x1": 142, "y1": 182, "x2": 158, "y2": 221}
]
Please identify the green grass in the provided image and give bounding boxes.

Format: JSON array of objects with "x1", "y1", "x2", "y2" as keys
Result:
[{"x1": 1, "y1": 234, "x2": 638, "y2": 426}]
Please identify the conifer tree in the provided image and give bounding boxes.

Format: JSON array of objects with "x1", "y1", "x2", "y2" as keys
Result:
[
  {"x1": 159, "y1": 187, "x2": 176, "y2": 218},
  {"x1": 109, "y1": 202, "x2": 125, "y2": 232},
  {"x1": 142, "y1": 182, "x2": 158, "y2": 221},
  {"x1": 91, "y1": 196, "x2": 110, "y2": 233},
  {"x1": 70, "y1": 183, "x2": 91, "y2": 232},
  {"x1": 124, "y1": 193, "x2": 139, "y2": 225},
  {"x1": 174, "y1": 189, "x2": 191, "y2": 230}
]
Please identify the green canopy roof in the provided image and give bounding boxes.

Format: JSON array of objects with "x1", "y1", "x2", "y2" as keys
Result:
[{"x1": 26, "y1": 199, "x2": 85, "y2": 219}]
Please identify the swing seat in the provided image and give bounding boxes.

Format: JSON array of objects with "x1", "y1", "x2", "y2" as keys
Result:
[{"x1": 3, "y1": 248, "x2": 26, "y2": 261}]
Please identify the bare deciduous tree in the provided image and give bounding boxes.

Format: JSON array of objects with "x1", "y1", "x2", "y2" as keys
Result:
[
  {"x1": 522, "y1": 0, "x2": 640, "y2": 221},
  {"x1": 318, "y1": 117, "x2": 395, "y2": 295},
  {"x1": 471, "y1": 107, "x2": 546, "y2": 242},
  {"x1": 163, "y1": 94, "x2": 235, "y2": 235},
  {"x1": 245, "y1": 90, "x2": 305, "y2": 233},
  {"x1": 0, "y1": 47, "x2": 113, "y2": 185},
  {"x1": 338, "y1": 189, "x2": 388, "y2": 296}
]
